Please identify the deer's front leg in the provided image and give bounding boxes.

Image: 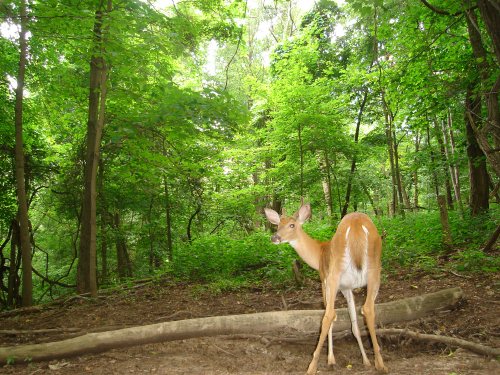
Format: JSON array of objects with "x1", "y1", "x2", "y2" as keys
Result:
[
  {"x1": 307, "y1": 275, "x2": 339, "y2": 375},
  {"x1": 322, "y1": 278, "x2": 336, "y2": 366}
]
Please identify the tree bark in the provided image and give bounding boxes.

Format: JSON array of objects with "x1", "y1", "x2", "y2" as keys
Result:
[
  {"x1": 465, "y1": 87, "x2": 490, "y2": 215},
  {"x1": 0, "y1": 288, "x2": 463, "y2": 364},
  {"x1": 13, "y1": 0, "x2": 32, "y2": 307},
  {"x1": 77, "y1": 0, "x2": 112, "y2": 295}
]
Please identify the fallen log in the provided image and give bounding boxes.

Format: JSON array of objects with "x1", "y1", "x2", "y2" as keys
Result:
[{"x1": 0, "y1": 287, "x2": 463, "y2": 364}]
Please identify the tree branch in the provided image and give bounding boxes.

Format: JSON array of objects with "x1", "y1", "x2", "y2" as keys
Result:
[
  {"x1": 375, "y1": 328, "x2": 500, "y2": 357},
  {"x1": 31, "y1": 267, "x2": 75, "y2": 288},
  {"x1": 419, "y1": 0, "x2": 476, "y2": 16}
]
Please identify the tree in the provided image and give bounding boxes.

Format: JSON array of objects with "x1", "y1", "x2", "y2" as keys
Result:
[
  {"x1": 13, "y1": 0, "x2": 32, "y2": 307},
  {"x1": 77, "y1": 0, "x2": 112, "y2": 296}
]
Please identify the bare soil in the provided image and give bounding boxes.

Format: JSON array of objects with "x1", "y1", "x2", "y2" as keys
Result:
[{"x1": 1, "y1": 269, "x2": 499, "y2": 374}]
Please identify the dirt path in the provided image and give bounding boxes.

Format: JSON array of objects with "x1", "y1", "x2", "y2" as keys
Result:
[{"x1": 1, "y1": 271, "x2": 499, "y2": 374}]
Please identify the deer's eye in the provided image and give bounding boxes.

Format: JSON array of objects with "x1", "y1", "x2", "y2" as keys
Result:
[{"x1": 289, "y1": 224, "x2": 295, "y2": 228}]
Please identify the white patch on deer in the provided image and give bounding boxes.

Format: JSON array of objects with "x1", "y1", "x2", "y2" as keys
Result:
[
  {"x1": 361, "y1": 225, "x2": 369, "y2": 236},
  {"x1": 345, "y1": 226, "x2": 351, "y2": 240},
  {"x1": 340, "y1": 246, "x2": 368, "y2": 290}
]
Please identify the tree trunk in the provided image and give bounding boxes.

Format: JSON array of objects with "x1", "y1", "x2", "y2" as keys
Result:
[
  {"x1": 442, "y1": 111, "x2": 464, "y2": 216},
  {"x1": 384, "y1": 106, "x2": 398, "y2": 216},
  {"x1": 483, "y1": 224, "x2": 500, "y2": 253},
  {"x1": 13, "y1": 0, "x2": 32, "y2": 307},
  {"x1": 187, "y1": 204, "x2": 201, "y2": 243},
  {"x1": 77, "y1": 0, "x2": 112, "y2": 295},
  {"x1": 163, "y1": 176, "x2": 173, "y2": 261},
  {"x1": 465, "y1": 88, "x2": 490, "y2": 215},
  {"x1": 465, "y1": 7, "x2": 500, "y2": 177},
  {"x1": 426, "y1": 123, "x2": 440, "y2": 202},
  {"x1": 319, "y1": 150, "x2": 334, "y2": 219},
  {"x1": 297, "y1": 121, "x2": 304, "y2": 199},
  {"x1": 360, "y1": 181, "x2": 379, "y2": 217},
  {"x1": 99, "y1": 216, "x2": 108, "y2": 284},
  {"x1": 0, "y1": 288, "x2": 463, "y2": 364},
  {"x1": 413, "y1": 130, "x2": 420, "y2": 211},
  {"x1": 7, "y1": 219, "x2": 20, "y2": 308},
  {"x1": 97, "y1": 159, "x2": 108, "y2": 284},
  {"x1": 114, "y1": 213, "x2": 132, "y2": 279},
  {"x1": 147, "y1": 198, "x2": 154, "y2": 273},
  {"x1": 393, "y1": 129, "x2": 411, "y2": 213},
  {"x1": 342, "y1": 90, "x2": 368, "y2": 218},
  {"x1": 434, "y1": 119, "x2": 454, "y2": 209}
]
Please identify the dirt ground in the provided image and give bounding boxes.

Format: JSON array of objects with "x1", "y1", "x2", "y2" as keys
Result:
[{"x1": 1, "y1": 269, "x2": 499, "y2": 374}]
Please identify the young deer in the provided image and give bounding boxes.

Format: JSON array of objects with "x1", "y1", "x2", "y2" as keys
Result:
[{"x1": 265, "y1": 204, "x2": 387, "y2": 374}]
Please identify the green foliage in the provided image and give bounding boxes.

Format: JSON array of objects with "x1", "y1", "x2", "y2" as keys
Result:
[
  {"x1": 1, "y1": 0, "x2": 498, "y2": 307},
  {"x1": 378, "y1": 207, "x2": 499, "y2": 273},
  {"x1": 453, "y1": 249, "x2": 499, "y2": 273},
  {"x1": 170, "y1": 232, "x2": 298, "y2": 285}
]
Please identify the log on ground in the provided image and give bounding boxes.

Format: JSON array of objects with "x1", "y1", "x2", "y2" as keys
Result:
[{"x1": 0, "y1": 287, "x2": 463, "y2": 364}]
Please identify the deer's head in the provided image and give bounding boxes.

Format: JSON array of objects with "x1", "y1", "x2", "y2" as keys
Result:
[{"x1": 264, "y1": 204, "x2": 311, "y2": 244}]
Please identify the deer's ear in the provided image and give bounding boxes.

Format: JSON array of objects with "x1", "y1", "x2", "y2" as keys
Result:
[
  {"x1": 264, "y1": 208, "x2": 280, "y2": 225},
  {"x1": 296, "y1": 204, "x2": 311, "y2": 224}
]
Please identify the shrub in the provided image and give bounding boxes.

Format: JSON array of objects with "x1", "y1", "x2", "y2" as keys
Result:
[{"x1": 171, "y1": 232, "x2": 298, "y2": 284}]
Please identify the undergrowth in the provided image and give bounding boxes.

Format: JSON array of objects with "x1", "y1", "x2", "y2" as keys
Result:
[
  {"x1": 376, "y1": 206, "x2": 499, "y2": 274},
  {"x1": 165, "y1": 206, "x2": 498, "y2": 292}
]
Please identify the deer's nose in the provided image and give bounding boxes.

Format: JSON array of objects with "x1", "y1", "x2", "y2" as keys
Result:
[{"x1": 271, "y1": 234, "x2": 281, "y2": 244}]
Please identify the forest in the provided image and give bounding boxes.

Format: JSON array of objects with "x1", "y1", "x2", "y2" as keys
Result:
[{"x1": 0, "y1": 0, "x2": 499, "y2": 314}]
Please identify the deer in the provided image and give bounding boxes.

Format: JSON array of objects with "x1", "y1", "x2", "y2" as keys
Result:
[{"x1": 264, "y1": 203, "x2": 387, "y2": 375}]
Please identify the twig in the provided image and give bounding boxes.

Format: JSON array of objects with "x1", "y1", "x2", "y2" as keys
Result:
[
  {"x1": 281, "y1": 295, "x2": 288, "y2": 311},
  {"x1": 155, "y1": 310, "x2": 193, "y2": 321},
  {"x1": 446, "y1": 270, "x2": 472, "y2": 279},
  {"x1": 223, "y1": 0, "x2": 247, "y2": 90},
  {"x1": 211, "y1": 343, "x2": 237, "y2": 357}
]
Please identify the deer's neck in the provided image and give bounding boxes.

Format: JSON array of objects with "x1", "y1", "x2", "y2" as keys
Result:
[{"x1": 289, "y1": 228, "x2": 323, "y2": 271}]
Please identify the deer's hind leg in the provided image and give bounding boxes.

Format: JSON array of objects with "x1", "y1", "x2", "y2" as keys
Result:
[
  {"x1": 362, "y1": 268, "x2": 387, "y2": 372},
  {"x1": 342, "y1": 288, "x2": 370, "y2": 366}
]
